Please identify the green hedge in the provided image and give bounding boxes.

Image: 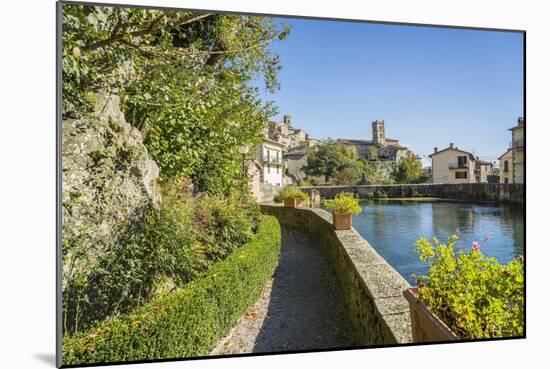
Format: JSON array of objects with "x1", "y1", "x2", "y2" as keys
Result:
[{"x1": 62, "y1": 215, "x2": 281, "y2": 366}]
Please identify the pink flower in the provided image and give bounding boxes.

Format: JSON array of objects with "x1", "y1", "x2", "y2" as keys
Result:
[
  {"x1": 471, "y1": 241, "x2": 480, "y2": 252},
  {"x1": 454, "y1": 227, "x2": 461, "y2": 235}
]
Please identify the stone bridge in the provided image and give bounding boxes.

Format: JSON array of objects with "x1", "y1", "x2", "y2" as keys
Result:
[{"x1": 299, "y1": 183, "x2": 524, "y2": 204}]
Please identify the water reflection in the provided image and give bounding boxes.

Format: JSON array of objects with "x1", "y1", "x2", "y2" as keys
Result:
[{"x1": 351, "y1": 200, "x2": 525, "y2": 284}]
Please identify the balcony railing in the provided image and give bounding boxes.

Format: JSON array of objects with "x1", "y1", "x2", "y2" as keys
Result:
[
  {"x1": 449, "y1": 162, "x2": 468, "y2": 169},
  {"x1": 263, "y1": 157, "x2": 284, "y2": 165}
]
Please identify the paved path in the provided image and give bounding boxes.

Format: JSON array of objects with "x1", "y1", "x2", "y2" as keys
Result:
[{"x1": 211, "y1": 228, "x2": 356, "y2": 355}]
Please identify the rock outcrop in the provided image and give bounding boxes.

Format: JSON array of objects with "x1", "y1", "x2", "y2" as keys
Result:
[{"x1": 62, "y1": 92, "x2": 160, "y2": 287}]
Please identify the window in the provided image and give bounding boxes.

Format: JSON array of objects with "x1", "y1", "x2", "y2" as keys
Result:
[
  {"x1": 504, "y1": 178, "x2": 509, "y2": 184},
  {"x1": 455, "y1": 171, "x2": 467, "y2": 179},
  {"x1": 276, "y1": 151, "x2": 279, "y2": 163},
  {"x1": 276, "y1": 166, "x2": 279, "y2": 174},
  {"x1": 504, "y1": 160, "x2": 509, "y2": 172},
  {"x1": 267, "y1": 165, "x2": 270, "y2": 174},
  {"x1": 457, "y1": 155, "x2": 467, "y2": 168}
]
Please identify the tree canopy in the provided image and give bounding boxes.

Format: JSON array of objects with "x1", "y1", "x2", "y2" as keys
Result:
[
  {"x1": 304, "y1": 140, "x2": 374, "y2": 184},
  {"x1": 62, "y1": 4, "x2": 290, "y2": 193},
  {"x1": 393, "y1": 155, "x2": 423, "y2": 184}
]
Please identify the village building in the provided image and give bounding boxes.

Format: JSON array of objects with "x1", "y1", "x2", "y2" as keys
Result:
[
  {"x1": 265, "y1": 114, "x2": 320, "y2": 185},
  {"x1": 497, "y1": 117, "x2": 525, "y2": 184},
  {"x1": 253, "y1": 138, "x2": 285, "y2": 187},
  {"x1": 246, "y1": 159, "x2": 263, "y2": 202},
  {"x1": 475, "y1": 159, "x2": 494, "y2": 183},
  {"x1": 509, "y1": 117, "x2": 525, "y2": 184},
  {"x1": 430, "y1": 143, "x2": 493, "y2": 184},
  {"x1": 284, "y1": 146, "x2": 308, "y2": 184},
  {"x1": 268, "y1": 115, "x2": 319, "y2": 150},
  {"x1": 338, "y1": 120, "x2": 413, "y2": 162},
  {"x1": 499, "y1": 148, "x2": 513, "y2": 184}
]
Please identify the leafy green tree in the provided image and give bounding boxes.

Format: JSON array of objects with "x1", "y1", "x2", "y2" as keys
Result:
[
  {"x1": 333, "y1": 166, "x2": 361, "y2": 185},
  {"x1": 304, "y1": 140, "x2": 356, "y2": 183},
  {"x1": 304, "y1": 140, "x2": 375, "y2": 184},
  {"x1": 62, "y1": 4, "x2": 290, "y2": 193},
  {"x1": 393, "y1": 155, "x2": 423, "y2": 184}
]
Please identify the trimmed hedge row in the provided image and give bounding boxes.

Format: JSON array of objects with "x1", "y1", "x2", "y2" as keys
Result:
[{"x1": 62, "y1": 215, "x2": 281, "y2": 366}]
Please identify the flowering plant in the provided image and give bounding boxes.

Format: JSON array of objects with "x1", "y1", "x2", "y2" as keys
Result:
[
  {"x1": 413, "y1": 235, "x2": 524, "y2": 339},
  {"x1": 323, "y1": 192, "x2": 361, "y2": 215},
  {"x1": 280, "y1": 186, "x2": 309, "y2": 201}
]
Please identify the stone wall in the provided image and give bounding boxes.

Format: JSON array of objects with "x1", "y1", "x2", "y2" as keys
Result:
[
  {"x1": 261, "y1": 205, "x2": 412, "y2": 345},
  {"x1": 298, "y1": 183, "x2": 524, "y2": 204},
  {"x1": 258, "y1": 183, "x2": 282, "y2": 203},
  {"x1": 62, "y1": 92, "x2": 161, "y2": 286}
]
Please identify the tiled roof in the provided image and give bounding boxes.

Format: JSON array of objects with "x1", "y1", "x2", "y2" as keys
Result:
[
  {"x1": 498, "y1": 148, "x2": 513, "y2": 160},
  {"x1": 429, "y1": 146, "x2": 476, "y2": 160}
]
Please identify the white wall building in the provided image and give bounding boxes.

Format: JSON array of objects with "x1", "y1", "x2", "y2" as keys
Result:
[
  {"x1": 254, "y1": 138, "x2": 285, "y2": 187},
  {"x1": 430, "y1": 143, "x2": 477, "y2": 184}
]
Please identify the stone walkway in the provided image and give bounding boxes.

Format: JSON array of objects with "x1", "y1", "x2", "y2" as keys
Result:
[{"x1": 211, "y1": 228, "x2": 356, "y2": 355}]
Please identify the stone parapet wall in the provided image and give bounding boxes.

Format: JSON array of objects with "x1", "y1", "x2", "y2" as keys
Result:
[
  {"x1": 298, "y1": 183, "x2": 524, "y2": 204},
  {"x1": 260, "y1": 205, "x2": 412, "y2": 345},
  {"x1": 259, "y1": 183, "x2": 282, "y2": 203}
]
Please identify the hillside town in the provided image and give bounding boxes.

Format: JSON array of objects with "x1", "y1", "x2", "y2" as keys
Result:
[{"x1": 246, "y1": 115, "x2": 525, "y2": 201}]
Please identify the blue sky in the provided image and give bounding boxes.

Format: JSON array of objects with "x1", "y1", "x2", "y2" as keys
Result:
[{"x1": 253, "y1": 18, "x2": 524, "y2": 167}]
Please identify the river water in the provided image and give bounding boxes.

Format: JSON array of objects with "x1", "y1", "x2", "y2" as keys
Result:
[{"x1": 349, "y1": 199, "x2": 524, "y2": 284}]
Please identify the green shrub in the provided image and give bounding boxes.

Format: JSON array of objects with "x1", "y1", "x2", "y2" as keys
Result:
[
  {"x1": 280, "y1": 186, "x2": 308, "y2": 201},
  {"x1": 323, "y1": 192, "x2": 361, "y2": 214},
  {"x1": 193, "y1": 191, "x2": 260, "y2": 263},
  {"x1": 413, "y1": 235, "x2": 524, "y2": 339},
  {"x1": 63, "y1": 181, "x2": 261, "y2": 335},
  {"x1": 63, "y1": 183, "x2": 199, "y2": 335},
  {"x1": 63, "y1": 216, "x2": 281, "y2": 365},
  {"x1": 299, "y1": 176, "x2": 324, "y2": 186},
  {"x1": 273, "y1": 193, "x2": 283, "y2": 203}
]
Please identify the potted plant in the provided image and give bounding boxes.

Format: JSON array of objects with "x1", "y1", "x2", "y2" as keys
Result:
[
  {"x1": 404, "y1": 235, "x2": 524, "y2": 342},
  {"x1": 323, "y1": 192, "x2": 361, "y2": 230},
  {"x1": 280, "y1": 186, "x2": 308, "y2": 208}
]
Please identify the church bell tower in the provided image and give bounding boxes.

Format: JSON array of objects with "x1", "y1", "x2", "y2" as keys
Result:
[{"x1": 372, "y1": 120, "x2": 386, "y2": 145}]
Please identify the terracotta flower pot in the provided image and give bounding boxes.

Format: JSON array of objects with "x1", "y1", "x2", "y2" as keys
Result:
[
  {"x1": 403, "y1": 287, "x2": 459, "y2": 343},
  {"x1": 332, "y1": 211, "x2": 352, "y2": 230},
  {"x1": 283, "y1": 198, "x2": 304, "y2": 208}
]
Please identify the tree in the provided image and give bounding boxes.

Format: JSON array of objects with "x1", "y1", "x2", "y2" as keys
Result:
[
  {"x1": 333, "y1": 166, "x2": 361, "y2": 185},
  {"x1": 393, "y1": 155, "x2": 423, "y2": 184},
  {"x1": 304, "y1": 140, "x2": 355, "y2": 183},
  {"x1": 304, "y1": 140, "x2": 375, "y2": 184},
  {"x1": 62, "y1": 4, "x2": 290, "y2": 193}
]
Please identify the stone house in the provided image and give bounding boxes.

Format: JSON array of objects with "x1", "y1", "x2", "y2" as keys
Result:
[
  {"x1": 475, "y1": 159, "x2": 494, "y2": 183},
  {"x1": 429, "y1": 144, "x2": 478, "y2": 184},
  {"x1": 246, "y1": 159, "x2": 263, "y2": 201},
  {"x1": 268, "y1": 115, "x2": 319, "y2": 150},
  {"x1": 498, "y1": 148, "x2": 513, "y2": 184},
  {"x1": 284, "y1": 146, "x2": 308, "y2": 184},
  {"x1": 338, "y1": 120, "x2": 413, "y2": 162},
  {"x1": 509, "y1": 117, "x2": 524, "y2": 184}
]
